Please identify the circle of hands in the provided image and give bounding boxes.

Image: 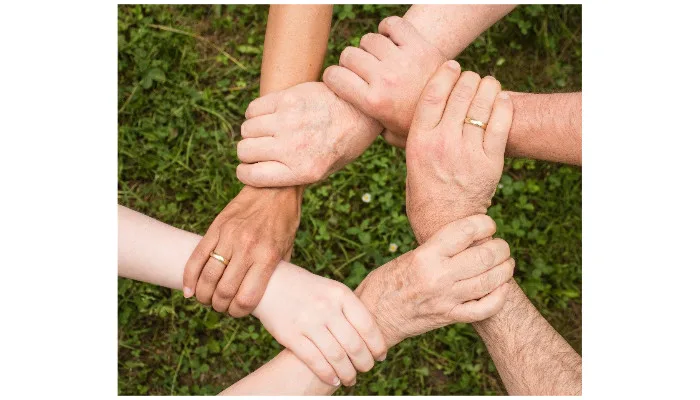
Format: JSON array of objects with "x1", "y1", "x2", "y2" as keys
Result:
[{"x1": 183, "y1": 16, "x2": 517, "y2": 387}]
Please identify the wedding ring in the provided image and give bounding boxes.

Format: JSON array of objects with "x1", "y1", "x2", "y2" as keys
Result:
[
  {"x1": 209, "y1": 251, "x2": 230, "y2": 266},
  {"x1": 465, "y1": 117, "x2": 487, "y2": 130}
]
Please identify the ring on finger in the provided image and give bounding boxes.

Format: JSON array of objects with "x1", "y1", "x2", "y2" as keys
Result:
[
  {"x1": 209, "y1": 251, "x2": 230, "y2": 266},
  {"x1": 465, "y1": 117, "x2": 487, "y2": 130}
]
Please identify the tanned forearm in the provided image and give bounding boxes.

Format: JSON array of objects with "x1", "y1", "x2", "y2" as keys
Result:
[
  {"x1": 218, "y1": 6, "x2": 339, "y2": 395},
  {"x1": 246, "y1": 5, "x2": 334, "y2": 219},
  {"x1": 506, "y1": 91, "x2": 582, "y2": 165},
  {"x1": 403, "y1": 4, "x2": 516, "y2": 59},
  {"x1": 472, "y1": 281, "x2": 582, "y2": 395},
  {"x1": 260, "y1": 4, "x2": 332, "y2": 95}
]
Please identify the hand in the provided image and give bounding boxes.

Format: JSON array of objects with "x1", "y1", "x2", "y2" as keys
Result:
[
  {"x1": 405, "y1": 60, "x2": 513, "y2": 243},
  {"x1": 355, "y1": 214, "x2": 514, "y2": 347},
  {"x1": 323, "y1": 16, "x2": 446, "y2": 142},
  {"x1": 236, "y1": 82, "x2": 383, "y2": 187},
  {"x1": 183, "y1": 185, "x2": 301, "y2": 317},
  {"x1": 253, "y1": 261, "x2": 387, "y2": 387}
]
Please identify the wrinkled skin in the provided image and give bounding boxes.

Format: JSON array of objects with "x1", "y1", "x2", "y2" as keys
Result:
[
  {"x1": 236, "y1": 82, "x2": 382, "y2": 187},
  {"x1": 405, "y1": 60, "x2": 513, "y2": 243},
  {"x1": 323, "y1": 16, "x2": 447, "y2": 147},
  {"x1": 355, "y1": 215, "x2": 515, "y2": 347},
  {"x1": 183, "y1": 185, "x2": 301, "y2": 317}
]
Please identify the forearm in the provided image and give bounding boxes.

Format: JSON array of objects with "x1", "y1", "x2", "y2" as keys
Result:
[
  {"x1": 254, "y1": 5, "x2": 333, "y2": 197},
  {"x1": 118, "y1": 205, "x2": 199, "y2": 290},
  {"x1": 220, "y1": 350, "x2": 336, "y2": 395},
  {"x1": 260, "y1": 4, "x2": 332, "y2": 95},
  {"x1": 403, "y1": 4, "x2": 516, "y2": 59},
  {"x1": 506, "y1": 91, "x2": 582, "y2": 165},
  {"x1": 472, "y1": 281, "x2": 582, "y2": 395}
]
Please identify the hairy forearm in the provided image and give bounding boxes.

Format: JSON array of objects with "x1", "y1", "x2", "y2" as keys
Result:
[
  {"x1": 506, "y1": 91, "x2": 582, "y2": 165},
  {"x1": 472, "y1": 280, "x2": 582, "y2": 395},
  {"x1": 403, "y1": 4, "x2": 516, "y2": 59}
]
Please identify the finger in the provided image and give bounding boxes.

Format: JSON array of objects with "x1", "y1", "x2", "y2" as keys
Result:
[
  {"x1": 237, "y1": 137, "x2": 281, "y2": 164},
  {"x1": 288, "y1": 336, "x2": 340, "y2": 387},
  {"x1": 322, "y1": 66, "x2": 370, "y2": 112},
  {"x1": 448, "y1": 282, "x2": 510, "y2": 323},
  {"x1": 448, "y1": 238, "x2": 511, "y2": 279},
  {"x1": 182, "y1": 231, "x2": 219, "y2": 298},
  {"x1": 227, "y1": 260, "x2": 277, "y2": 317},
  {"x1": 339, "y1": 46, "x2": 380, "y2": 84},
  {"x1": 423, "y1": 214, "x2": 497, "y2": 258},
  {"x1": 359, "y1": 32, "x2": 398, "y2": 60},
  {"x1": 236, "y1": 161, "x2": 298, "y2": 187},
  {"x1": 342, "y1": 296, "x2": 388, "y2": 360},
  {"x1": 441, "y1": 71, "x2": 481, "y2": 132},
  {"x1": 381, "y1": 130, "x2": 406, "y2": 148},
  {"x1": 327, "y1": 317, "x2": 375, "y2": 373},
  {"x1": 245, "y1": 92, "x2": 280, "y2": 119},
  {"x1": 240, "y1": 114, "x2": 278, "y2": 139},
  {"x1": 307, "y1": 328, "x2": 357, "y2": 386},
  {"x1": 451, "y1": 258, "x2": 515, "y2": 302},
  {"x1": 412, "y1": 60, "x2": 462, "y2": 131},
  {"x1": 211, "y1": 252, "x2": 249, "y2": 313},
  {"x1": 195, "y1": 238, "x2": 235, "y2": 306},
  {"x1": 463, "y1": 76, "x2": 501, "y2": 151},
  {"x1": 377, "y1": 16, "x2": 422, "y2": 47},
  {"x1": 483, "y1": 91, "x2": 514, "y2": 160}
]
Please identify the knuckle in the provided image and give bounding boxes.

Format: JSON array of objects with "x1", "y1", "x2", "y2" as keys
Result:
[
  {"x1": 482, "y1": 75, "x2": 502, "y2": 90},
  {"x1": 195, "y1": 291, "x2": 211, "y2": 305},
  {"x1": 202, "y1": 266, "x2": 222, "y2": 284},
  {"x1": 280, "y1": 92, "x2": 298, "y2": 106},
  {"x1": 382, "y1": 16, "x2": 403, "y2": 32},
  {"x1": 451, "y1": 81, "x2": 477, "y2": 103},
  {"x1": 234, "y1": 289, "x2": 260, "y2": 310},
  {"x1": 359, "y1": 33, "x2": 374, "y2": 48},
  {"x1": 329, "y1": 348, "x2": 346, "y2": 363},
  {"x1": 215, "y1": 283, "x2": 237, "y2": 300},
  {"x1": 470, "y1": 97, "x2": 492, "y2": 115},
  {"x1": 357, "y1": 358, "x2": 374, "y2": 373},
  {"x1": 494, "y1": 238, "x2": 511, "y2": 258},
  {"x1": 380, "y1": 72, "x2": 398, "y2": 87},
  {"x1": 365, "y1": 90, "x2": 386, "y2": 109},
  {"x1": 339, "y1": 47, "x2": 354, "y2": 65},
  {"x1": 478, "y1": 246, "x2": 496, "y2": 268},
  {"x1": 422, "y1": 83, "x2": 446, "y2": 105}
]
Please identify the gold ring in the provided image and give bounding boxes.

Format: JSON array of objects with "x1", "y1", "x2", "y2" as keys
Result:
[
  {"x1": 209, "y1": 251, "x2": 230, "y2": 266},
  {"x1": 465, "y1": 117, "x2": 487, "y2": 130}
]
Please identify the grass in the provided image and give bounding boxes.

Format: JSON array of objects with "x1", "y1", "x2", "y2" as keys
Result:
[{"x1": 118, "y1": 4, "x2": 581, "y2": 395}]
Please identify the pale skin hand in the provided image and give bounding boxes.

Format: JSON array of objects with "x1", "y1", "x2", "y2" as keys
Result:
[
  {"x1": 222, "y1": 214, "x2": 514, "y2": 395},
  {"x1": 405, "y1": 62, "x2": 582, "y2": 395},
  {"x1": 119, "y1": 205, "x2": 386, "y2": 388},
  {"x1": 236, "y1": 82, "x2": 382, "y2": 187},
  {"x1": 406, "y1": 60, "x2": 513, "y2": 244},
  {"x1": 182, "y1": 5, "x2": 333, "y2": 315},
  {"x1": 325, "y1": 14, "x2": 582, "y2": 165}
]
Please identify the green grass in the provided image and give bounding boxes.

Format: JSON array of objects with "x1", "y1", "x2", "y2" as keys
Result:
[{"x1": 118, "y1": 4, "x2": 581, "y2": 395}]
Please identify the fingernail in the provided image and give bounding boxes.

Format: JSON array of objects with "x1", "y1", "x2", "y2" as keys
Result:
[
  {"x1": 447, "y1": 60, "x2": 460, "y2": 71},
  {"x1": 499, "y1": 91, "x2": 510, "y2": 99},
  {"x1": 378, "y1": 353, "x2": 387, "y2": 362},
  {"x1": 350, "y1": 379, "x2": 357, "y2": 387},
  {"x1": 332, "y1": 377, "x2": 341, "y2": 387},
  {"x1": 183, "y1": 287, "x2": 193, "y2": 298}
]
